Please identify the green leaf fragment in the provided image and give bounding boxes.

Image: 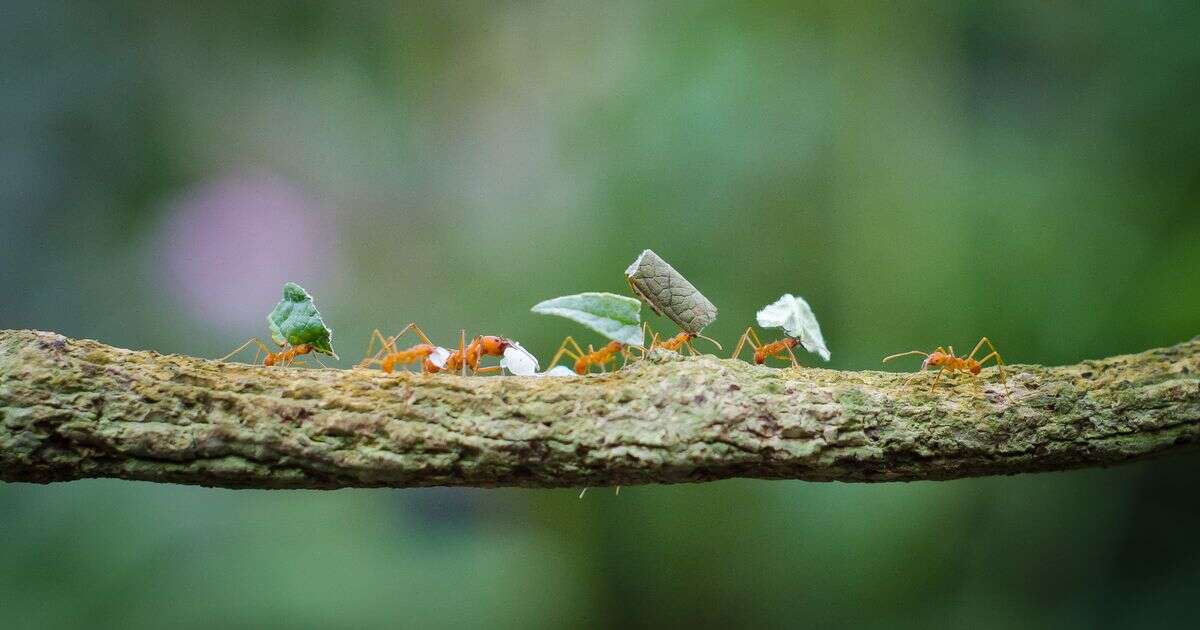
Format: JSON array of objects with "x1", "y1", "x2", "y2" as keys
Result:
[
  {"x1": 266, "y1": 282, "x2": 338, "y2": 358},
  {"x1": 531, "y1": 292, "x2": 644, "y2": 345}
]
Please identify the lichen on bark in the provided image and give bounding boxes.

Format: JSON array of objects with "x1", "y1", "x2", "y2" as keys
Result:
[{"x1": 0, "y1": 329, "x2": 1197, "y2": 490}]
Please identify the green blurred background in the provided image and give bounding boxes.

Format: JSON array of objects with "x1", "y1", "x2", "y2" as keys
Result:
[{"x1": 3, "y1": 2, "x2": 1199, "y2": 628}]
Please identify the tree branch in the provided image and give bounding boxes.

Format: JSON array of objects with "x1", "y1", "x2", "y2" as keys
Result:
[{"x1": 1, "y1": 329, "x2": 1197, "y2": 489}]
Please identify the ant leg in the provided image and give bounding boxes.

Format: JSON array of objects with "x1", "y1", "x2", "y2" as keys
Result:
[
  {"x1": 547, "y1": 337, "x2": 584, "y2": 371},
  {"x1": 784, "y1": 344, "x2": 800, "y2": 368},
  {"x1": 220, "y1": 337, "x2": 255, "y2": 362},
  {"x1": 731, "y1": 327, "x2": 757, "y2": 361},
  {"x1": 219, "y1": 338, "x2": 273, "y2": 363},
  {"x1": 382, "y1": 323, "x2": 423, "y2": 352},
  {"x1": 460, "y1": 330, "x2": 467, "y2": 377},
  {"x1": 631, "y1": 325, "x2": 661, "y2": 358},
  {"x1": 930, "y1": 368, "x2": 944, "y2": 391},
  {"x1": 976, "y1": 351, "x2": 1009, "y2": 393},
  {"x1": 627, "y1": 323, "x2": 650, "y2": 359},
  {"x1": 882, "y1": 350, "x2": 928, "y2": 363},
  {"x1": 746, "y1": 327, "x2": 766, "y2": 350},
  {"x1": 969, "y1": 337, "x2": 1008, "y2": 393},
  {"x1": 399, "y1": 323, "x2": 437, "y2": 347},
  {"x1": 360, "y1": 329, "x2": 397, "y2": 368},
  {"x1": 968, "y1": 337, "x2": 1002, "y2": 363},
  {"x1": 976, "y1": 351, "x2": 1002, "y2": 367}
]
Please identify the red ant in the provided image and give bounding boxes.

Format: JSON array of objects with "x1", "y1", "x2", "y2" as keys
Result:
[
  {"x1": 547, "y1": 338, "x2": 626, "y2": 375},
  {"x1": 359, "y1": 327, "x2": 516, "y2": 376},
  {"x1": 883, "y1": 337, "x2": 1007, "y2": 391},
  {"x1": 431, "y1": 331, "x2": 514, "y2": 375},
  {"x1": 643, "y1": 324, "x2": 723, "y2": 356},
  {"x1": 730, "y1": 327, "x2": 801, "y2": 366},
  {"x1": 220, "y1": 339, "x2": 327, "y2": 367},
  {"x1": 357, "y1": 323, "x2": 447, "y2": 373}
]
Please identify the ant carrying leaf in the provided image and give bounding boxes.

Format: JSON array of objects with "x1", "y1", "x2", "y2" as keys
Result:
[
  {"x1": 532, "y1": 292, "x2": 643, "y2": 374},
  {"x1": 546, "y1": 338, "x2": 627, "y2": 375},
  {"x1": 642, "y1": 324, "x2": 723, "y2": 356},
  {"x1": 732, "y1": 294, "x2": 830, "y2": 367},
  {"x1": 221, "y1": 282, "x2": 338, "y2": 367},
  {"x1": 425, "y1": 332, "x2": 539, "y2": 376},
  {"x1": 357, "y1": 323, "x2": 450, "y2": 373}
]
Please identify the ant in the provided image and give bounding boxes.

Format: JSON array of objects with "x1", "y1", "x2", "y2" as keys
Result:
[
  {"x1": 219, "y1": 339, "x2": 327, "y2": 367},
  {"x1": 643, "y1": 324, "x2": 723, "y2": 356},
  {"x1": 357, "y1": 323, "x2": 447, "y2": 373},
  {"x1": 730, "y1": 327, "x2": 801, "y2": 366},
  {"x1": 882, "y1": 337, "x2": 1007, "y2": 391},
  {"x1": 431, "y1": 331, "x2": 514, "y2": 375},
  {"x1": 547, "y1": 338, "x2": 627, "y2": 375}
]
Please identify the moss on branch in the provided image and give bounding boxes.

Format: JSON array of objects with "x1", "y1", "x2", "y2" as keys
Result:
[{"x1": 1, "y1": 329, "x2": 1197, "y2": 489}]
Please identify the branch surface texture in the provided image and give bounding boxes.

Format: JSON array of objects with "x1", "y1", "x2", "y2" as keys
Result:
[{"x1": 1, "y1": 329, "x2": 1197, "y2": 489}]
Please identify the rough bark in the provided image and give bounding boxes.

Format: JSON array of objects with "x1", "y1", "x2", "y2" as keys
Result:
[{"x1": 1, "y1": 329, "x2": 1197, "y2": 489}]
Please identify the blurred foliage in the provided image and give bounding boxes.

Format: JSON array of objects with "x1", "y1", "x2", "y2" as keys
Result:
[{"x1": 2, "y1": 1, "x2": 1199, "y2": 628}]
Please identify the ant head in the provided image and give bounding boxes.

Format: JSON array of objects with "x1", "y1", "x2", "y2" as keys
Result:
[
  {"x1": 605, "y1": 340, "x2": 623, "y2": 352},
  {"x1": 923, "y1": 351, "x2": 947, "y2": 368},
  {"x1": 477, "y1": 335, "x2": 511, "y2": 355},
  {"x1": 968, "y1": 360, "x2": 982, "y2": 375}
]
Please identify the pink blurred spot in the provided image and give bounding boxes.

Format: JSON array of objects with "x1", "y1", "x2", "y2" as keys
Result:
[{"x1": 156, "y1": 171, "x2": 336, "y2": 329}]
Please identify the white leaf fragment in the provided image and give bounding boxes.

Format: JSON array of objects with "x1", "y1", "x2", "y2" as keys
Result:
[
  {"x1": 756, "y1": 294, "x2": 831, "y2": 361},
  {"x1": 539, "y1": 365, "x2": 578, "y2": 377},
  {"x1": 500, "y1": 341, "x2": 539, "y2": 376},
  {"x1": 427, "y1": 347, "x2": 451, "y2": 368}
]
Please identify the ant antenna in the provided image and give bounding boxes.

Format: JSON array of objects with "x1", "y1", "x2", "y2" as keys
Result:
[
  {"x1": 882, "y1": 350, "x2": 928, "y2": 363},
  {"x1": 696, "y1": 333, "x2": 723, "y2": 351}
]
